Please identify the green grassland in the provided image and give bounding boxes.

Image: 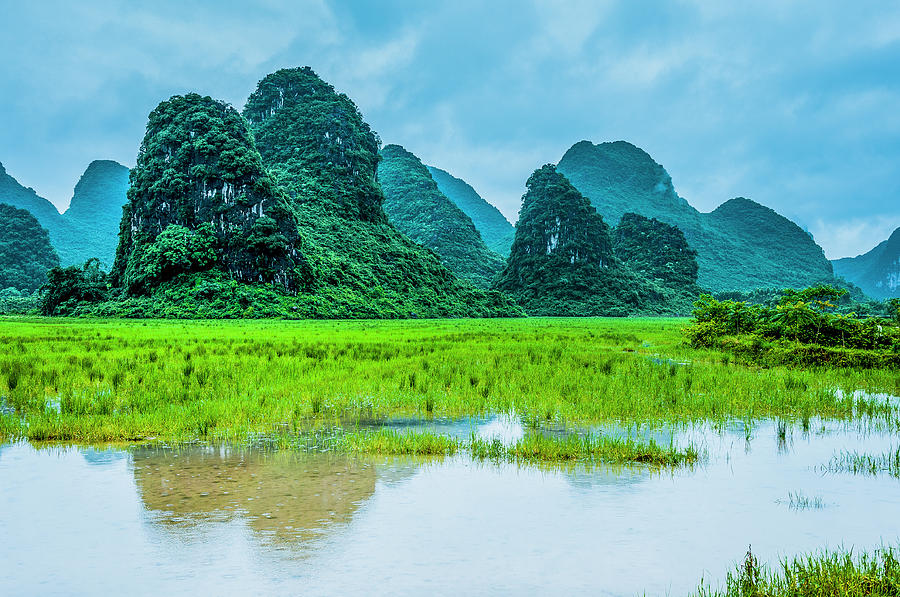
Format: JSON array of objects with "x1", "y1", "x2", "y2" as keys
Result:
[{"x1": 1, "y1": 317, "x2": 897, "y2": 454}]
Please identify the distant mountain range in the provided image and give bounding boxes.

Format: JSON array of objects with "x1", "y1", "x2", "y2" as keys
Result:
[
  {"x1": 556, "y1": 140, "x2": 837, "y2": 294},
  {"x1": 0, "y1": 160, "x2": 128, "y2": 267},
  {"x1": 1, "y1": 72, "x2": 893, "y2": 315},
  {"x1": 378, "y1": 145, "x2": 504, "y2": 289},
  {"x1": 427, "y1": 166, "x2": 515, "y2": 257},
  {"x1": 832, "y1": 227, "x2": 900, "y2": 299}
]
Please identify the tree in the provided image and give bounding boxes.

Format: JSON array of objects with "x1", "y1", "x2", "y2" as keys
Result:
[{"x1": 41, "y1": 259, "x2": 109, "y2": 316}]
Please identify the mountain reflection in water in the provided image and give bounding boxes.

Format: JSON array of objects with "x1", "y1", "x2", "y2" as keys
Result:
[{"x1": 132, "y1": 447, "x2": 382, "y2": 545}]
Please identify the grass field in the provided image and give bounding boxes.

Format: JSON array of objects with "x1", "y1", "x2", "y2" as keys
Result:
[{"x1": 1, "y1": 317, "x2": 898, "y2": 459}]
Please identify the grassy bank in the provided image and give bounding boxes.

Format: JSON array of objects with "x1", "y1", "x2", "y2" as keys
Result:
[
  {"x1": 0, "y1": 317, "x2": 898, "y2": 448},
  {"x1": 695, "y1": 545, "x2": 900, "y2": 596}
]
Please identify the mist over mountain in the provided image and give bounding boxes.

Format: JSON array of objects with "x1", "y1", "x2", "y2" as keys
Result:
[
  {"x1": 557, "y1": 140, "x2": 836, "y2": 294},
  {"x1": 427, "y1": 166, "x2": 515, "y2": 257},
  {"x1": 0, "y1": 160, "x2": 128, "y2": 267},
  {"x1": 832, "y1": 228, "x2": 900, "y2": 299},
  {"x1": 379, "y1": 145, "x2": 504, "y2": 289},
  {"x1": 63, "y1": 160, "x2": 130, "y2": 268}
]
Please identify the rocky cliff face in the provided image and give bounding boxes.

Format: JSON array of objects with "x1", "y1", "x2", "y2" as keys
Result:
[
  {"x1": 557, "y1": 140, "x2": 836, "y2": 293},
  {"x1": 494, "y1": 165, "x2": 620, "y2": 314},
  {"x1": 111, "y1": 93, "x2": 305, "y2": 294},
  {"x1": 243, "y1": 67, "x2": 385, "y2": 223},
  {"x1": 378, "y1": 144, "x2": 504, "y2": 289},
  {"x1": 833, "y1": 227, "x2": 900, "y2": 299},
  {"x1": 241, "y1": 67, "x2": 521, "y2": 317},
  {"x1": 0, "y1": 202, "x2": 60, "y2": 292},
  {"x1": 427, "y1": 165, "x2": 515, "y2": 257}
]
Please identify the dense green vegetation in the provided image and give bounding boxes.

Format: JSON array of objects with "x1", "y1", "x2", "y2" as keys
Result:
[
  {"x1": 613, "y1": 212, "x2": 701, "y2": 291},
  {"x1": 328, "y1": 428, "x2": 697, "y2": 466},
  {"x1": 0, "y1": 203, "x2": 60, "y2": 292},
  {"x1": 557, "y1": 140, "x2": 838, "y2": 293},
  {"x1": 0, "y1": 160, "x2": 127, "y2": 266},
  {"x1": 688, "y1": 286, "x2": 900, "y2": 367},
  {"x1": 495, "y1": 165, "x2": 700, "y2": 315},
  {"x1": 695, "y1": 545, "x2": 900, "y2": 596},
  {"x1": 241, "y1": 66, "x2": 520, "y2": 317},
  {"x1": 110, "y1": 93, "x2": 304, "y2": 296},
  {"x1": 1, "y1": 316, "x2": 897, "y2": 446},
  {"x1": 833, "y1": 226, "x2": 900, "y2": 300},
  {"x1": 428, "y1": 165, "x2": 516, "y2": 256},
  {"x1": 40, "y1": 259, "x2": 110, "y2": 316},
  {"x1": 378, "y1": 144, "x2": 504, "y2": 288}
]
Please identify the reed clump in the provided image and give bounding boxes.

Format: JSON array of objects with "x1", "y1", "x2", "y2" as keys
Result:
[
  {"x1": 824, "y1": 446, "x2": 900, "y2": 478},
  {"x1": 331, "y1": 429, "x2": 460, "y2": 456},
  {"x1": 470, "y1": 433, "x2": 699, "y2": 466},
  {"x1": 695, "y1": 545, "x2": 900, "y2": 596}
]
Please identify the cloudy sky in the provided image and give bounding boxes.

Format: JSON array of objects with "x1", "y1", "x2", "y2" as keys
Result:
[{"x1": 2, "y1": 0, "x2": 899, "y2": 259}]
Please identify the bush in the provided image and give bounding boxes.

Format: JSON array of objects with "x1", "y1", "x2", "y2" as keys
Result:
[{"x1": 686, "y1": 286, "x2": 900, "y2": 367}]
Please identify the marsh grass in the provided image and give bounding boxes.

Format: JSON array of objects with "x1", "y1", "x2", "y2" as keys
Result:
[
  {"x1": 330, "y1": 429, "x2": 460, "y2": 455},
  {"x1": 777, "y1": 491, "x2": 826, "y2": 510},
  {"x1": 695, "y1": 545, "x2": 900, "y2": 596},
  {"x1": 470, "y1": 432, "x2": 700, "y2": 466},
  {"x1": 0, "y1": 317, "x2": 897, "y2": 450},
  {"x1": 824, "y1": 446, "x2": 900, "y2": 478}
]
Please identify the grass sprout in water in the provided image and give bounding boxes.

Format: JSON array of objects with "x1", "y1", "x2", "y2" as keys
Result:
[
  {"x1": 776, "y1": 491, "x2": 826, "y2": 510},
  {"x1": 469, "y1": 431, "x2": 700, "y2": 467},
  {"x1": 694, "y1": 544, "x2": 900, "y2": 596},
  {"x1": 824, "y1": 446, "x2": 900, "y2": 478}
]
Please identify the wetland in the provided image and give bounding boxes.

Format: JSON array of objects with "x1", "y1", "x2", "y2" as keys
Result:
[{"x1": 1, "y1": 317, "x2": 899, "y2": 595}]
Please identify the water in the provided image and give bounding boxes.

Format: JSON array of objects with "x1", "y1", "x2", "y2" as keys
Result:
[{"x1": 2, "y1": 419, "x2": 899, "y2": 596}]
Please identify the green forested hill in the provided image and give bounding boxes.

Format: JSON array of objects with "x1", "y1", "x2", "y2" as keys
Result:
[
  {"x1": 242, "y1": 66, "x2": 520, "y2": 317},
  {"x1": 556, "y1": 140, "x2": 836, "y2": 293},
  {"x1": 0, "y1": 202, "x2": 60, "y2": 291},
  {"x1": 0, "y1": 160, "x2": 128, "y2": 266},
  {"x1": 494, "y1": 165, "x2": 696, "y2": 315},
  {"x1": 379, "y1": 145, "x2": 504, "y2": 288},
  {"x1": 833, "y1": 227, "x2": 900, "y2": 299},
  {"x1": 427, "y1": 165, "x2": 515, "y2": 256},
  {"x1": 0, "y1": 162, "x2": 75, "y2": 263},
  {"x1": 63, "y1": 160, "x2": 130, "y2": 268},
  {"x1": 613, "y1": 213, "x2": 699, "y2": 290},
  {"x1": 110, "y1": 93, "x2": 305, "y2": 295}
]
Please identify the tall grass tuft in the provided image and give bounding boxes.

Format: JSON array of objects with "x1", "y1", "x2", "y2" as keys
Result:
[{"x1": 695, "y1": 545, "x2": 900, "y2": 596}]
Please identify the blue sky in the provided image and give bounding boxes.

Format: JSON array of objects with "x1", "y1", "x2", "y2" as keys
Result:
[{"x1": 1, "y1": 0, "x2": 899, "y2": 259}]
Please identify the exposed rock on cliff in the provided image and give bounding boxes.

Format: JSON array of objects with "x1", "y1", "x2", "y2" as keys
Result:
[
  {"x1": 110, "y1": 93, "x2": 306, "y2": 295},
  {"x1": 557, "y1": 140, "x2": 836, "y2": 293},
  {"x1": 833, "y1": 227, "x2": 900, "y2": 299}
]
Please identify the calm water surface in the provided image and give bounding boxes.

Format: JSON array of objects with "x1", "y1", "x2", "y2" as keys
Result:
[{"x1": 2, "y1": 417, "x2": 899, "y2": 596}]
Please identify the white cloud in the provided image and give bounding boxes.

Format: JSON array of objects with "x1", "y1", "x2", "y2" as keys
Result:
[{"x1": 810, "y1": 216, "x2": 900, "y2": 260}]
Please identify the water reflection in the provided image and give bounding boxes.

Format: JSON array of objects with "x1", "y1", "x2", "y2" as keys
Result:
[
  {"x1": 3, "y1": 417, "x2": 900, "y2": 596},
  {"x1": 132, "y1": 447, "x2": 380, "y2": 545}
]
